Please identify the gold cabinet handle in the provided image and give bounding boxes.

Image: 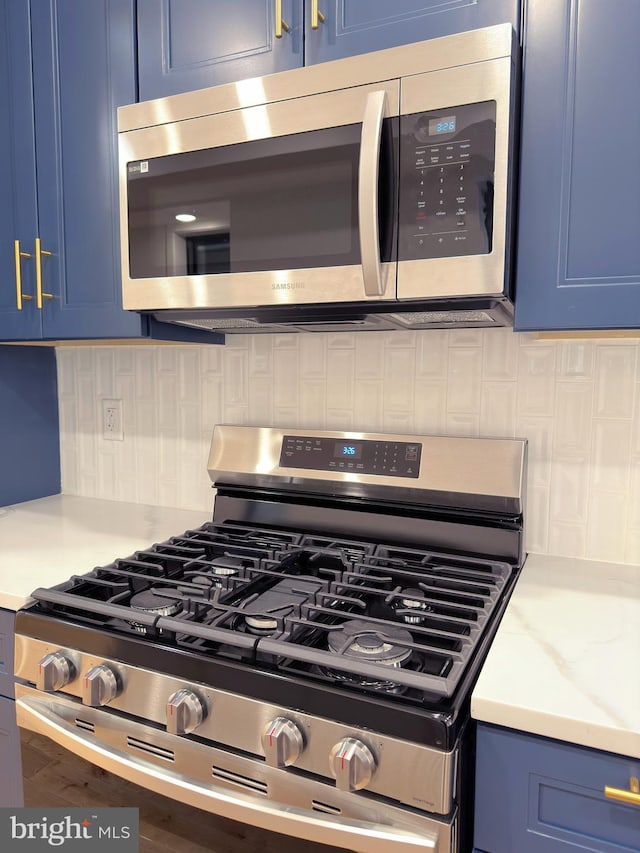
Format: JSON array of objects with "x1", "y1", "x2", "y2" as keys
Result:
[
  {"x1": 275, "y1": 0, "x2": 291, "y2": 37},
  {"x1": 604, "y1": 776, "x2": 640, "y2": 807},
  {"x1": 35, "y1": 237, "x2": 54, "y2": 309},
  {"x1": 14, "y1": 240, "x2": 34, "y2": 310},
  {"x1": 311, "y1": 0, "x2": 325, "y2": 29}
]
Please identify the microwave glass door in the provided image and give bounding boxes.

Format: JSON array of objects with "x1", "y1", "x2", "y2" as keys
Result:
[{"x1": 126, "y1": 125, "x2": 361, "y2": 278}]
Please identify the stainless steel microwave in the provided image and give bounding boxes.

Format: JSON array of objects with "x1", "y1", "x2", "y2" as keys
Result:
[{"x1": 117, "y1": 24, "x2": 519, "y2": 334}]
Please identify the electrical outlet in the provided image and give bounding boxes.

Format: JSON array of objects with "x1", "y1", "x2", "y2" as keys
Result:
[{"x1": 102, "y1": 399, "x2": 124, "y2": 441}]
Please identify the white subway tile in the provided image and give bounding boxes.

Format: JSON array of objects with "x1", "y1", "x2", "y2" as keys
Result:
[
  {"x1": 354, "y1": 381, "x2": 383, "y2": 431},
  {"x1": 594, "y1": 345, "x2": 636, "y2": 418},
  {"x1": 414, "y1": 381, "x2": 447, "y2": 434},
  {"x1": 482, "y1": 328, "x2": 519, "y2": 380},
  {"x1": 479, "y1": 381, "x2": 517, "y2": 436},
  {"x1": 586, "y1": 491, "x2": 628, "y2": 562},
  {"x1": 274, "y1": 348, "x2": 299, "y2": 408},
  {"x1": 548, "y1": 522, "x2": 586, "y2": 558},
  {"x1": 416, "y1": 330, "x2": 449, "y2": 378},
  {"x1": 248, "y1": 336, "x2": 273, "y2": 376},
  {"x1": 355, "y1": 335, "x2": 385, "y2": 379},
  {"x1": 327, "y1": 349, "x2": 354, "y2": 410},
  {"x1": 523, "y1": 484, "x2": 550, "y2": 554},
  {"x1": 300, "y1": 336, "x2": 326, "y2": 379},
  {"x1": 515, "y1": 416, "x2": 553, "y2": 487},
  {"x1": 591, "y1": 419, "x2": 632, "y2": 492},
  {"x1": 447, "y1": 348, "x2": 481, "y2": 413},
  {"x1": 223, "y1": 349, "x2": 248, "y2": 406},
  {"x1": 517, "y1": 345, "x2": 556, "y2": 415},
  {"x1": 384, "y1": 348, "x2": 415, "y2": 411},
  {"x1": 553, "y1": 382, "x2": 593, "y2": 456},
  {"x1": 299, "y1": 381, "x2": 326, "y2": 428},
  {"x1": 549, "y1": 456, "x2": 589, "y2": 523},
  {"x1": 558, "y1": 341, "x2": 594, "y2": 379}
]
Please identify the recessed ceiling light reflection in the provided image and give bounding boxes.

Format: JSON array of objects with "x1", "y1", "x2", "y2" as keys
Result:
[{"x1": 175, "y1": 213, "x2": 196, "y2": 223}]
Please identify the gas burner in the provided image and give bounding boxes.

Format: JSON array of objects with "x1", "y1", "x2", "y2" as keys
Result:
[
  {"x1": 327, "y1": 619, "x2": 413, "y2": 667},
  {"x1": 128, "y1": 590, "x2": 182, "y2": 633},
  {"x1": 395, "y1": 588, "x2": 433, "y2": 624}
]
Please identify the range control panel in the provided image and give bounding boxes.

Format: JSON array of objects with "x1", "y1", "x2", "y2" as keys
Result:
[
  {"x1": 279, "y1": 435, "x2": 421, "y2": 478},
  {"x1": 399, "y1": 100, "x2": 496, "y2": 260}
]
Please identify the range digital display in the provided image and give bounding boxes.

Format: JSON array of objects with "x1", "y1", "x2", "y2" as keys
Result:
[{"x1": 334, "y1": 441, "x2": 363, "y2": 460}]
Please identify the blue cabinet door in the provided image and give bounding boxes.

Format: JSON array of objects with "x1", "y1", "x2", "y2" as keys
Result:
[
  {"x1": 0, "y1": 347, "x2": 60, "y2": 507},
  {"x1": 0, "y1": 2, "x2": 41, "y2": 341},
  {"x1": 304, "y1": 0, "x2": 521, "y2": 64},
  {"x1": 474, "y1": 724, "x2": 640, "y2": 853},
  {"x1": 0, "y1": 610, "x2": 16, "y2": 700},
  {"x1": 0, "y1": 696, "x2": 23, "y2": 807},
  {"x1": 30, "y1": 0, "x2": 145, "y2": 340},
  {"x1": 515, "y1": 0, "x2": 640, "y2": 330},
  {"x1": 137, "y1": 0, "x2": 303, "y2": 101}
]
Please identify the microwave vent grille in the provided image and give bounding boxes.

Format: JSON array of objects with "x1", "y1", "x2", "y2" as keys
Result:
[{"x1": 391, "y1": 310, "x2": 496, "y2": 327}]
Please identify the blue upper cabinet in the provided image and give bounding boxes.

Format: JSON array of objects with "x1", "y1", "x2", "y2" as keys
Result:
[
  {"x1": 0, "y1": 2, "x2": 41, "y2": 341},
  {"x1": 0, "y1": 0, "x2": 222, "y2": 344},
  {"x1": 305, "y1": 0, "x2": 521, "y2": 64},
  {"x1": 515, "y1": 0, "x2": 640, "y2": 331},
  {"x1": 137, "y1": 0, "x2": 304, "y2": 101},
  {"x1": 137, "y1": 1, "x2": 520, "y2": 100}
]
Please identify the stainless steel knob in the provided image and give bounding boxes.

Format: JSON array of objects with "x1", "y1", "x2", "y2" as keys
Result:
[
  {"x1": 166, "y1": 689, "x2": 206, "y2": 735},
  {"x1": 36, "y1": 651, "x2": 75, "y2": 692},
  {"x1": 329, "y1": 737, "x2": 376, "y2": 791},
  {"x1": 81, "y1": 664, "x2": 121, "y2": 706},
  {"x1": 261, "y1": 717, "x2": 304, "y2": 768}
]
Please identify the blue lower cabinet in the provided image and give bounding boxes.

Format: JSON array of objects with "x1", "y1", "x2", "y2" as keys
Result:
[
  {"x1": 0, "y1": 696, "x2": 23, "y2": 807},
  {"x1": 0, "y1": 611, "x2": 21, "y2": 808},
  {"x1": 0, "y1": 347, "x2": 59, "y2": 507},
  {"x1": 474, "y1": 723, "x2": 640, "y2": 852},
  {"x1": 515, "y1": 0, "x2": 640, "y2": 330},
  {"x1": 305, "y1": 0, "x2": 521, "y2": 64}
]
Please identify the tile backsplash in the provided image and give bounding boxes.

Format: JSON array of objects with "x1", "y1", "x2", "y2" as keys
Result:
[{"x1": 56, "y1": 329, "x2": 640, "y2": 564}]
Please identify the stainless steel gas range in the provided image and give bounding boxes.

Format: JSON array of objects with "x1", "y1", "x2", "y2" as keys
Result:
[{"x1": 14, "y1": 426, "x2": 527, "y2": 853}]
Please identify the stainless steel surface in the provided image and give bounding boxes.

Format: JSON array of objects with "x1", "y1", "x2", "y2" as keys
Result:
[
  {"x1": 118, "y1": 24, "x2": 517, "y2": 332},
  {"x1": 261, "y1": 717, "x2": 304, "y2": 768},
  {"x1": 119, "y1": 81, "x2": 399, "y2": 312},
  {"x1": 207, "y1": 425, "x2": 527, "y2": 513},
  {"x1": 14, "y1": 635, "x2": 457, "y2": 814},
  {"x1": 118, "y1": 25, "x2": 513, "y2": 131},
  {"x1": 17, "y1": 685, "x2": 450, "y2": 853},
  {"x1": 359, "y1": 90, "x2": 387, "y2": 297},
  {"x1": 330, "y1": 738, "x2": 377, "y2": 792},
  {"x1": 397, "y1": 58, "x2": 514, "y2": 301},
  {"x1": 36, "y1": 652, "x2": 75, "y2": 692},
  {"x1": 166, "y1": 689, "x2": 206, "y2": 735},
  {"x1": 81, "y1": 664, "x2": 121, "y2": 707}
]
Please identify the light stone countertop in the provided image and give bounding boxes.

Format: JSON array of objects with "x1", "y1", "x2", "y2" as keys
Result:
[
  {"x1": 0, "y1": 494, "x2": 208, "y2": 610},
  {"x1": 471, "y1": 552, "x2": 640, "y2": 759}
]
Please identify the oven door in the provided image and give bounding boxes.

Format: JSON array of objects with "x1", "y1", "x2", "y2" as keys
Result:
[
  {"x1": 16, "y1": 685, "x2": 455, "y2": 853},
  {"x1": 119, "y1": 82, "x2": 399, "y2": 313}
]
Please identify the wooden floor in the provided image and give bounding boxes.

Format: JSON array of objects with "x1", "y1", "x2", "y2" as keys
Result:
[{"x1": 21, "y1": 731, "x2": 345, "y2": 852}]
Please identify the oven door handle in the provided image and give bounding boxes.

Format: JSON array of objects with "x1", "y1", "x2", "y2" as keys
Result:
[
  {"x1": 359, "y1": 89, "x2": 387, "y2": 298},
  {"x1": 16, "y1": 695, "x2": 439, "y2": 853}
]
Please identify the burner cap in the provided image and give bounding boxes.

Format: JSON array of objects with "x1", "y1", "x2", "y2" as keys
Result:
[
  {"x1": 210, "y1": 556, "x2": 242, "y2": 577},
  {"x1": 397, "y1": 587, "x2": 432, "y2": 624},
  {"x1": 244, "y1": 614, "x2": 278, "y2": 634},
  {"x1": 130, "y1": 590, "x2": 181, "y2": 617},
  {"x1": 327, "y1": 619, "x2": 412, "y2": 666}
]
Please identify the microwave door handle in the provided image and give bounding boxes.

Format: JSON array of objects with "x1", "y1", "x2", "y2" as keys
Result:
[{"x1": 358, "y1": 90, "x2": 387, "y2": 297}]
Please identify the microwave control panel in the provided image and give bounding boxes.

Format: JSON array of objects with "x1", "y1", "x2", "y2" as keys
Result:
[
  {"x1": 279, "y1": 435, "x2": 421, "y2": 478},
  {"x1": 399, "y1": 100, "x2": 496, "y2": 260}
]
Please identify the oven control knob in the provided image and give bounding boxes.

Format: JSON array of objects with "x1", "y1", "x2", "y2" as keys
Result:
[
  {"x1": 81, "y1": 664, "x2": 121, "y2": 706},
  {"x1": 36, "y1": 652, "x2": 75, "y2": 692},
  {"x1": 261, "y1": 717, "x2": 304, "y2": 768},
  {"x1": 166, "y1": 689, "x2": 206, "y2": 735},
  {"x1": 329, "y1": 738, "x2": 376, "y2": 792}
]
